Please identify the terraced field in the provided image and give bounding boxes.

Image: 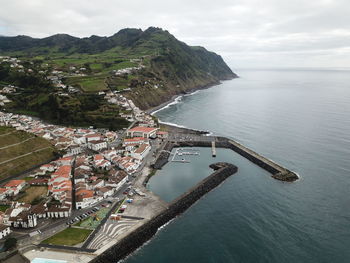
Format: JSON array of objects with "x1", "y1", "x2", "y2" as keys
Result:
[{"x1": 0, "y1": 126, "x2": 56, "y2": 180}]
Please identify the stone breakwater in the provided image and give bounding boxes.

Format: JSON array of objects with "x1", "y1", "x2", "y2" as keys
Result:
[
  {"x1": 153, "y1": 136, "x2": 298, "y2": 182},
  {"x1": 90, "y1": 162, "x2": 238, "y2": 263}
]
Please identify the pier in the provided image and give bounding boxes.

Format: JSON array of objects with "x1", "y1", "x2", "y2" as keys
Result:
[
  {"x1": 170, "y1": 148, "x2": 200, "y2": 163},
  {"x1": 153, "y1": 133, "x2": 298, "y2": 182}
]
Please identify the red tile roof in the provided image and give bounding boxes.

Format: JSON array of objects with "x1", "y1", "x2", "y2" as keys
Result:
[
  {"x1": 4, "y1": 180, "x2": 25, "y2": 188},
  {"x1": 128, "y1": 126, "x2": 157, "y2": 133},
  {"x1": 54, "y1": 165, "x2": 71, "y2": 176},
  {"x1": 124, "y1": 137, "x2": 146, "y2": 143}
]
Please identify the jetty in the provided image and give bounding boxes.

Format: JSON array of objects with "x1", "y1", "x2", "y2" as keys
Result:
[
  {"x1": 153, "y1": 133, "x2": 298, "y2": 182},
  {"x1": 90, "y1": 162, "x2": 238, "y2": 263}
]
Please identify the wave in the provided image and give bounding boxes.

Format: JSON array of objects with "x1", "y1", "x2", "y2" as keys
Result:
[
  {"x1": 151, "y1": 89, "x2": 204, "y2": 116},
  {"x1": 183, "y1": 90, "x2": 200, "y2": 97},
  {"x1": 157, "y1": 120, "x2": 187, "y2": 129},
  {"x1": 151, "y1": 95, "x2": 183, "y2": 115},
  {"x1": 158, "y1": 120, "x2": 211, "y2": 134}
]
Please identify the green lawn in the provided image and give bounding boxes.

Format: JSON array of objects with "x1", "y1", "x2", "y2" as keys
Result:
[
  {"x1": 74, "y1": 207, "x2": 110, "y2": 229},
  {"x1": 65, "y1": 75, "x2": 108, "y2": 93},
  {"x1": 41, "y1": 228, "x2": 92, "y2": 246}
]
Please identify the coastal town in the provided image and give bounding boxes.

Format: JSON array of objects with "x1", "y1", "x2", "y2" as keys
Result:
[
  {"x1": 0, "y1": 37, "x2": 298, "y2": 263},
  {"x1": 0, "y1": 78, "x2": 172, "y2": 262}
]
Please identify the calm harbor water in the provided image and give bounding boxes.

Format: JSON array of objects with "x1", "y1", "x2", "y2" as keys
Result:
[{"x1": 125, "y1": 69, "x2": 350, "y2": 263}]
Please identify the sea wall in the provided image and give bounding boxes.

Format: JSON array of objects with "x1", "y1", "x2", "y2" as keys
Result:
[
  {"x1": 152, "y1": 137, "x2": 298, "y2": 182},
  {"x1": 90, "y1": 162, "x2": 238, "y2": 263}
]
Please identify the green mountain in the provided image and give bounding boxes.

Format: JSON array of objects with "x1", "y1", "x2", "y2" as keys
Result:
[{"x1": 0, "y1": 27, "x2": 237, "y2": 127}]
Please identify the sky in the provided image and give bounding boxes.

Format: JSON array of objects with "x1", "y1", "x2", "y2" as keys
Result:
[{"x1": 0, "y1": 0, "x2": 349, "y2": 69}]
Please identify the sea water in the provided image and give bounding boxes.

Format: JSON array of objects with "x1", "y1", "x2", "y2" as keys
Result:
[{"x1": 125, "y1": 69, "x2": 350, "y2": 263}]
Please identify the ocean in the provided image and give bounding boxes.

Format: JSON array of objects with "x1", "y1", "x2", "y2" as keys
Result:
[{"x1": 124, "y1": 69, "x2": 350, "y2": 263}]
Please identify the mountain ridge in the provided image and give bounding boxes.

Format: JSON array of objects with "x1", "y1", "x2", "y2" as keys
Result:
[{"x1": 0, "y1": 27, "x2": 237, "y2": 119}]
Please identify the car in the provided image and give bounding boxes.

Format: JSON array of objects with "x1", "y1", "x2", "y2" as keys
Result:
[{"x1": 107, "y1": 200, "x2": 112, "y2": 204}]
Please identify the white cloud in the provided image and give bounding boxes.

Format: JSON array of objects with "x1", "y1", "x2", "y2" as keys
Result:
[{"x1": 0, "y1": 0, "x2": 349, "y2": 68}]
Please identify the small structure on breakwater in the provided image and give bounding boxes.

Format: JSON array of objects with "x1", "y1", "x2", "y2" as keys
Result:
[{"x1": 212, "y1": 141, "x2": 216, "y2": 157}]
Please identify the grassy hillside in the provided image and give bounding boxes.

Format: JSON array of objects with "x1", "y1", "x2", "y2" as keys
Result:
[
  {"x1": 0, "y1": 126, "x2": 57, "y2": 180},
  {"x1": 0, "y1": 27, "x2": 237, "y2": 118}
]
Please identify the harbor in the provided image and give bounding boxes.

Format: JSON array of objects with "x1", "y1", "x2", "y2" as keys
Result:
[
  {"x1": 170, "y1": 148, "x2": 200, "y2": 163},
  {"x1": 153, "y1": 130, "x2": 298, "y2": 182}
]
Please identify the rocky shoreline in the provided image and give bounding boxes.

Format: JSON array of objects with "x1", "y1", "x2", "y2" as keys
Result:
[
  {"x1": 90, "y1": 162, "x2": 238, "y2": 263},
  {"x1": 146, "y1": 78, "x2": 237, "y2": 115}
]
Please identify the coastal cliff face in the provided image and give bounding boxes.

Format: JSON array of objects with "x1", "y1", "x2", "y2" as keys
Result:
[
  {"x1": 0, "y1": 27, "x2": 237, "y2": 111},
  {"x1": 90, "y1": 162, "x2": 238, "y2": 263},
  {"x1": 124, "y1": 28, "x2": 238, "y2": 109}
]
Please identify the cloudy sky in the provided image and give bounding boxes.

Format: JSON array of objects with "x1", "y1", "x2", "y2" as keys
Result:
[{"x1": 0, "y1": 0, "x2": 349, "y2": 69}]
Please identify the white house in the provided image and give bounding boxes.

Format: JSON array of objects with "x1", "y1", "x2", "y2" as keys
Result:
[
  {"x1": 46, "y1": 207, "x2": 71, "y2": 218},
  {"x1": 123, "y1": 137, "x2": 147, "y2": 145},
  {"x1": 4, "y1": 180, "x2": 26, "y2": 196},
  {"x1": 126, "y1": 126, "x2": 158, "y2": 138},
  {"x1": 0, "y1": 224, "x2": 11, "y2": 239},
  {"x1": 0, "y1": 188, "x2": 10, "y2": 200},
  {"x1": 97, "y1": 187, "x2": 115, "y2": 198},
  {"x1": 76, "y1": 191, "x2": 102, "y2": 209},
  {"x1": 67, "y1": 146, "x2": 82, "y2": 156},
  {"x1": 105, "y1": 172, "x2": 128, "y2": 191},
  {"x1": 88, "y1": 140, "x2": 107, "y2": 151},
  {"x1": 73, "y1": 135, "x2": 87, "y2": 145},
  {"x1": 85, "y1": 134, "x2": 102, "y2": 142},
  {"x1": 131, "y1": 144, "x2": 151, "y2": 160},
  {"x1": 90, "y1": 179, "x2": 104, "y2": 189}
]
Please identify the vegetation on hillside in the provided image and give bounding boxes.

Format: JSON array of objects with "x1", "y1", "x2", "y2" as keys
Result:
[
  {"x1": 0, "y1": 27, "x2": 237, "y2": 116},
  {"x1": 0, "y1": 127, "x2": 57, "y2": 180}
]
